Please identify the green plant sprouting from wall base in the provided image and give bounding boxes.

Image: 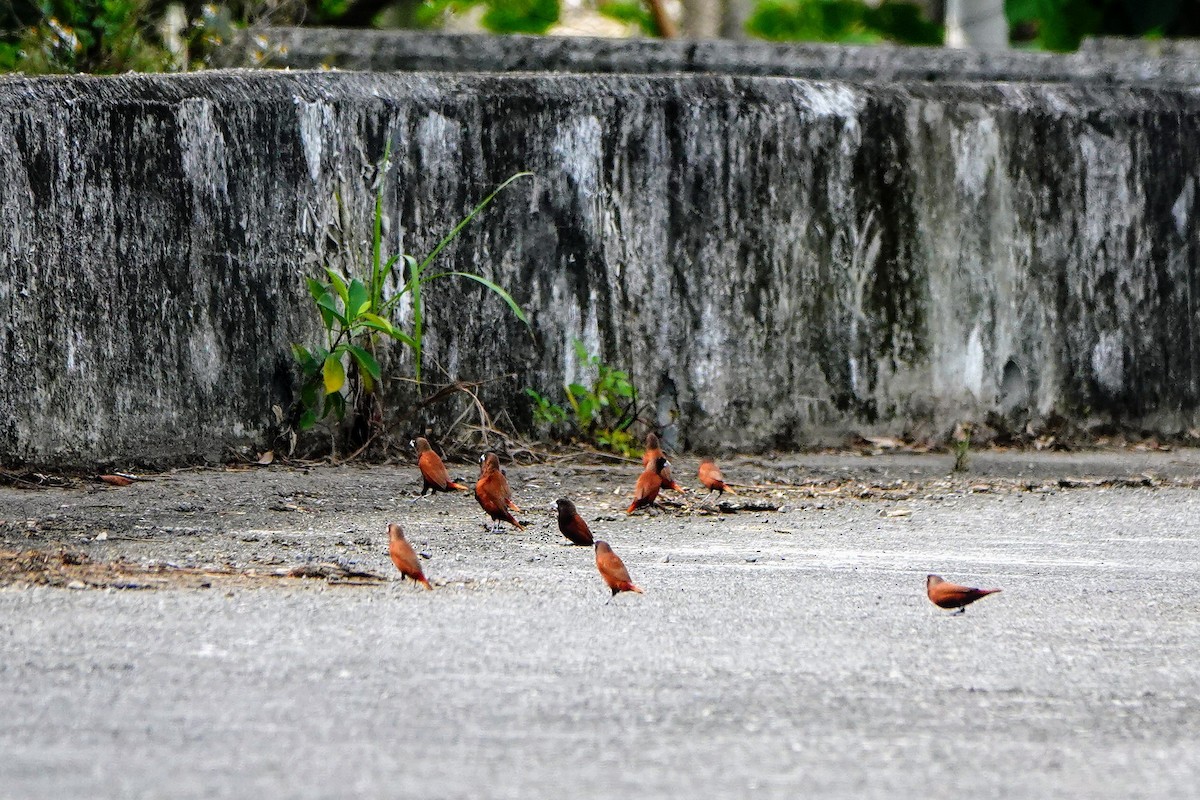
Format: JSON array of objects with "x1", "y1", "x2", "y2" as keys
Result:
[
  {"x1": 292, "y1": 144, "x2": 531, "y2": 442},
  {"x1": 525, "y1": 339, "x2": 645, "y2": 457}
]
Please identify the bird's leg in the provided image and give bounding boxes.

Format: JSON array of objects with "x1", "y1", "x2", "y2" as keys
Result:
[{"x1": 953, "y1": 607, "x2": 966, "y2": 615}]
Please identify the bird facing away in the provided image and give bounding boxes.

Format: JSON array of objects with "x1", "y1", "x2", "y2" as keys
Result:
[
  {"x1": 926, "y1": 574, "x2": 1000, "y2": 613},
  {"x1": 698, "y1": 458, "x2": 735, "y2": 497},
  {"x1": 642, "y1": 432, "x2": 664, "y2": 468},
  {"x1": 554, "y1": 498, "x2": 594, "y2": 546},
  {"x1": 387, "y1": 522, "x2": 432, "y2": 590},
  {"x1": 594, "y1": 540, "x2": 642, "y2": 598},
  {"x1": 642, "y1": 433, "x2": 681, "y2": 491},
  {"x1": 628, "y1": 456, "x2": 670, "y2": 514},
  {"x1": 411, "y1": 437, "x2": 466, "y2": 497},
  {"x1": 475, "y1": 452, "x2": 524, "y2": 533}
]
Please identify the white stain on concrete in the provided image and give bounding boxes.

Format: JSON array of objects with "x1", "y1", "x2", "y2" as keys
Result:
[
  {"x1": 1092, "y1": 330, "x2": 1125, "y2": 395},
  {"x1": 951, "y1": 115, "x2": 998, "y2": 201},
  {"x1": 178, "y1": 99, "x2": 228, "y2": 198},
  {"x1": 1173, "y1": 176, "x2": 1194, "y2": 238},
  {"x1": 553, "y1": 115, "x2": 604, "y2": 231},
  {"x1": 964, "y1": 325, "x2": 984, "y2": 399},
  {"x1": 295, "y1": 99, "x2": 329, "y2": 185}
]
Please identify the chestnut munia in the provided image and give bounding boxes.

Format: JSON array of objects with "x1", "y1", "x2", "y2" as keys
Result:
[
  {"x1": 387, "y1": 522, "x2": 432, "y2": 590},
  {"x1": 926, "y1": 574, "x2": 1000, "y2": 613},
  {"x1": 411, "y1": 437, "x2": 466, "y2": 497},
  {"x1": 475, "y1": 452, "x2": 524, "y2": 532},
  {"x1": 594, "y1": 540, "x2": 642, "y2": 598},
  {"x1": 554, "y1": 498, "x2": 594, "y2": 546}
]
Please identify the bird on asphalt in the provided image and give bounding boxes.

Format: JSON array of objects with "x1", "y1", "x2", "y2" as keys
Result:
[
  {"x1": 926, "y1": 574, "x2": 1000, "y2": 613},
  {"x1": 553, "y1": 498, "x2": 594, "y2": 546},
  {"x1": 642, "y1": 432, "x2": 682, "y2": 491},
  {"x1": 387, "y1": 522, "x2": 432, "y2": 590},
  {"x1": 411, "y1": 437, "x2": 466, "y2": 498},
  {"x1": 594, "y1": 540, "x2": 642, "y2": 599},
  {"x1": 698, "y1": 457, "x2": 735, "y2": 498},
  {"x1": 628, "y1": 455, "x2": 671, "y2": 515},
  {"x1": 475, "y1": 452, "x2": 524, "y2": 532}
]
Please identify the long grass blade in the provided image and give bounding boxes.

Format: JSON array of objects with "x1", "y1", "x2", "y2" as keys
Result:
[
  {"x1": 417, "y1": 172, "x2": 533, "y2": 274},
  {"x1": 421, "y1": 271, "x2": 530, "y2": 326}
]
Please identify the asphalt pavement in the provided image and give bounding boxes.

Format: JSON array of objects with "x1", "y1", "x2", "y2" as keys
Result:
[{"x1": 2, "y1": 451, "x2": 1199, "y2": 798}]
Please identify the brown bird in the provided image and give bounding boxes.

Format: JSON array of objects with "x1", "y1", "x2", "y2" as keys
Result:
[
  {"x1": 594, "y1": 540, "x2": 643, "y2": 599},
  {"x1": 475, "y1": 452, "x2": 524, "y2": 532},
  {"x1": 642, "y1": 433, "x2": 681, "y2": 491},
  {"x1": 411, "y1": 437, "x2": 466, "y2": 497},
  {"x1": 628, "y1": 456, "x2": 669, "y2": 514},
  {"x1": 387, "y1": 522, "x2": 432, "y2": 590},
  {"x1": 698, "y1": 457, "x2": 736, "y2": 497},
  {"x1": 553, "y1": 498, "x2": 594, "y2": 546},
  {"x1": 926, "y1": 574, "x2": 1001, "y2": 613}
]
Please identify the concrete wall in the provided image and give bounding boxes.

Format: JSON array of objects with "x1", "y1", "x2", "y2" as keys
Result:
[
  {"x1": 215, "y1": 28, "x2": 1200, "y2": 86},
  {"x1": 1, "y1": 68, "x2": 1198, "y2": 466}
]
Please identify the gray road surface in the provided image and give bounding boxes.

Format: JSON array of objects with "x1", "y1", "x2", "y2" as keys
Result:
[{"x1": 2, "y1": 451, "x2": 1200, "y2": 798}]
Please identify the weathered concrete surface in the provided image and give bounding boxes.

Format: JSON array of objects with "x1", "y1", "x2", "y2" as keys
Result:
[
  {"x1": 217, "y1": 28, "x2": 1200, "y2": 86},
  {"x1": 2, "y1": 451, "x2": 1200, "y2": 798},
  {"x1": 1, "y1": 70, "x2": 1199, "y2": 465}
]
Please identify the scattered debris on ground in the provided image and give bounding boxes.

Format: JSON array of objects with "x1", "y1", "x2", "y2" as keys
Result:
[{"x1": 0, "y1": 548, "x2": 387, "y2": 590}]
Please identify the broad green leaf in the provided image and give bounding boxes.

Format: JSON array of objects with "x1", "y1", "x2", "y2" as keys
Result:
[
  {"x1": 334, "y1": 392, "x2": 347, "y2": 418},
  {"x1": 290, "y1": 343, "x2": 311, "y2": 367},
  {"x1": 323, "y1": 268, "x2": 350, "y2": 304},
  {"x1": 325, "y1": 391, "x2": 347, "y2": 420},
  {"x1": 358, "y1": 312, "x2": 395, "y2": 335},
  {"x1": 306, "y1": 277, "x2": 327, "y2": 303},
  {"x1": 299, "y1": 409, "x2": 318, "y2": 430},
  {"x1": 322, "y1": 354, "x2": 345, "y2": 394},
  {"x1": 316, "y1": 293, "x2": 349, "y2": 327},
  {"x1": 348, "y1": 278, "x2": 370, "y2": 319},
  {"x1": 301, "y1": 382, "x2": 318, "y2": 408},
  {"x1": 347, "y1": 344, "x2": 381, "y2": 381}
]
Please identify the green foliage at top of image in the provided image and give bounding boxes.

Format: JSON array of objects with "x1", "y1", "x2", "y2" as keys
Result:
[
  {"x1": 746, "y1": 0, "x2": 943, "y2": 45},
  {"x1": 597, "y1": 0, "x2": 656, "y2": 36},
  {"x1": 1, "y1": 0, "x2": 172, "y2": 73},
  {"x1": 0, "y1": 0, "x2": 240, "y2": 74},
  {"x1": 416, "y1": 0, "x2": 561, "y2": 34},
  {"x1": 1007, "y1": 0, "x2": 1200, "y2": 51}
]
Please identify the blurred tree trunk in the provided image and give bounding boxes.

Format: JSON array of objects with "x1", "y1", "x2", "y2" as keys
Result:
[
  {"x1": 648, "y1": 0, "x2": 678, "y2": 37},
  {"x1": 681, "y1": 0, "x2": 721, "y2": 37},
  {"x1": 945, "y1": 0, "x2": 1006, "y2": 48}
]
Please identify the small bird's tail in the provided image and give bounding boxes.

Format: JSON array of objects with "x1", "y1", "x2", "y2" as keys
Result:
[
  {"x1": 507, "y1": 500, "x2": 522, "y2": 513},
  {"x1": 722, "y1": 483, "x2": 738, "y2": 495},
  {"x1": 629, "y1": 583, "x2": 644, "y2": 594},
  {"x1": 447, "y1": 481, "x2": 467, "y2": 491},
  {"x1": 419, "y1": 577, "x2": 433, "y2": 591},
  {"x1": 626, "y1": 502, "x2": 638, "y2": 514}
]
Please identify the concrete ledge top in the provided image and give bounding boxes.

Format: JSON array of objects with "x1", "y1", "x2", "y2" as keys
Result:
[
  {"x1": 3, "y1": 68, "x2": 1199, "y2": 113},
  {"x1": 213, "y1": 28, "x2": 1200, "y2": 87}
]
